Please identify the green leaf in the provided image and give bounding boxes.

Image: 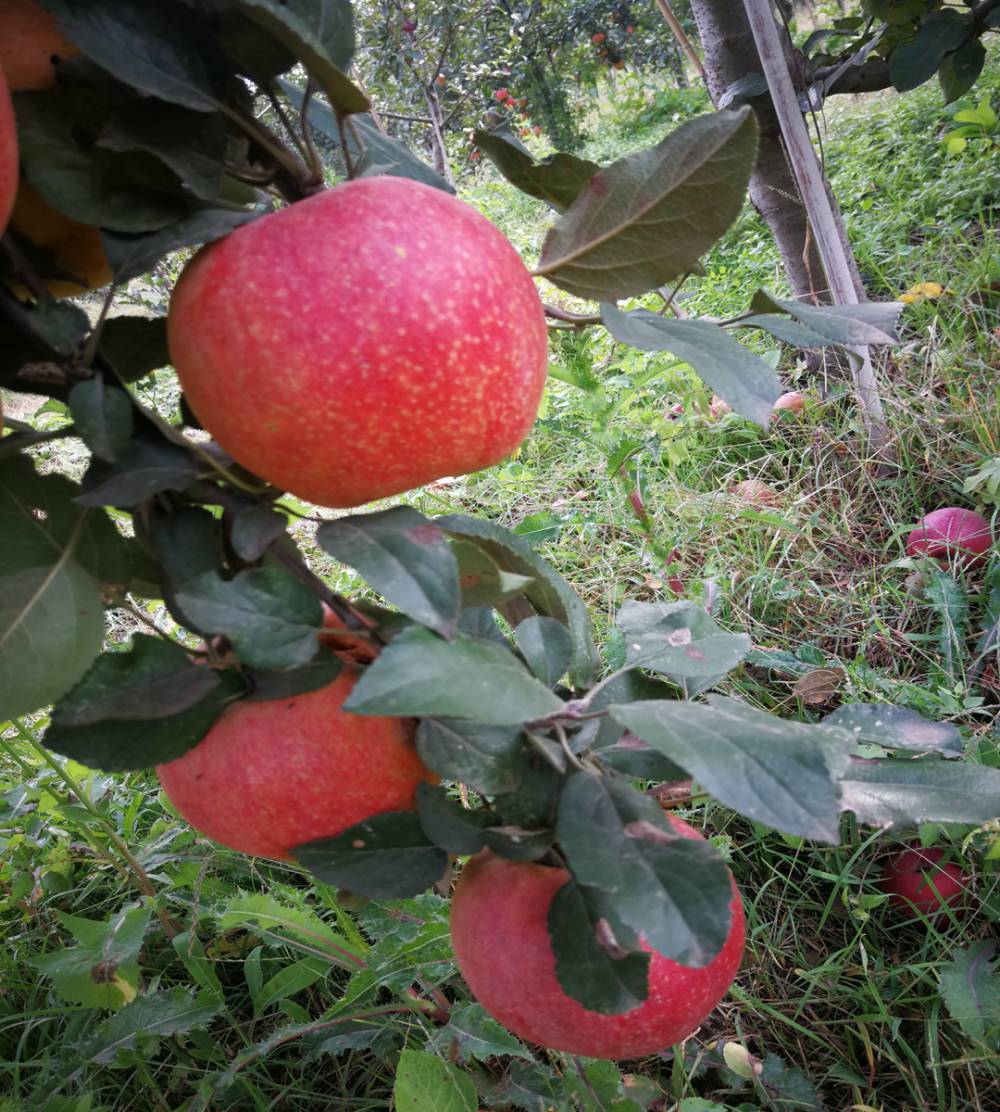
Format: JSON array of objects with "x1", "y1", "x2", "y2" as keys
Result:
[
  {"x1": 611, "y1": 696, "x2": 851, "y2": 841},
  {"x1": 938, "y1": 39, "x2": 987, "y2": 104},
  {"x1": 220, "y1": 892, "x2": 365, "y2": 967},
  {"x1": 38, "y1": 0, "x2": 228, "y2": 111},
  {"x1": 890, "y1": 10, "x2": 972, "y2": 93},
  {"x1": 473, "y1": 129, "x2": 599, "y2": 211},
  {"x1": 425, "y1": 1002, "x2": 531, "y2": 1063},
  {"x1": 0, "y1": 559, "x2": 104, "y2": 721},
  {"x1": 343, "y1": 627, "x2": 563, "y2": 724},
  {"x1": 436, "y1": 514, "x2": 599, "y2": 688},
  {"x1": 0, "y1": 454, "x2": 131, "y2": 585},
  {"x1": 536, "y1": 109, "x2": 757, "y2": 301},
  {"x1": 548, "y1": 878, "x2": 651, "y2": 1014},
  {"x1": 291, "y1": 810, "x2": 448, "y2": 899},
  {"x1": 230, "y1": 505, "x2": 287, "y2": 562},
  {"x1": 77, "y1": 434, "x2": 200, "y2": 507},
  {"x1": 237, "y1": 0, "x2": 368, "y2": 115},
  {"x1": 254, "y1": 956, "x2": 328, "y2": 1016},
  {"x1": 758, "y1": 1053, "x2": 823, "y2": 1111},
  {"x1": 822, "y1": 704, "x2": 962, "y2": 757},
  {"x1": 452, "y1": 540, "x2": 534, "y2": 607},
  {"x1": 556, "y1": 773, "x2": 734, "y2": 966},
  {"x1": 939, "y1": 942, "x2": 1000, "y2": 1049},
  {"x1": 99, "y1": 316, "x2": 170, "y2": 382},
  {"x1": 317, "y1": 507, "x2": 460, "y2": 639},
  {"x1": 83, "y1": 987, "x2": 223, "y2": 1064},
  {"x1": 15, "y1": 88, "x2": 190, "y2": 232},
  {"x1": 839, "y1": 756, "x2": 1000, "y2": 826},
  {"x1": 750, "y1": 291, "x2": 902, "y2": 346},
  {"x1": 739, "y1": 313, "x2": 833, "y2": 348},
  {"x1": 515, "y1": 616, "x2": 573, "y2": 687},
  {"x1": 416, "y1": 783, "x2": 489, "y2": 855},
  {"x1": 30, "y1": 901, "x2": 151, "y2": 1010},
  {"x1": 602, "y1": 307, "x2": 781, "y2": 427},
  {"x1": 68, "y1": 377, "x2": 134, "y2": 462},
  {"x1": 616, "y1": 599, "x2": 751, "y2": 690},
  {"x1": 244, "y1": 650, "x2": 343, "y2": 702},
  {"x1": 281, "y1": 79, "x2": 451, "y2": 193},
  {"x1": 416, "y1": 719, "x2": 526, "y2": 795},
  {"x1": 43, "y1": 635, "x2": 247, "y2": 771},
  {"x1": 148, "y1": 505, "x2": 224, "y2": 597},
  {"x1": 393, "y1": 1049, "x2": 477, "y2": 1112},
  {"x1": 102, "y1": 207, "x2": 261, "y2": 283},
  {"x1": 174, "y1": 565, "x2": 323, "y2": 671}
]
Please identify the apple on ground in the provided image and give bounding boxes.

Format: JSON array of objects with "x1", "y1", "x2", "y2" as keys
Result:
[
  {"x1": 157, "y1": 668, "x2": 434, "y2": 860},
  {"x1": 906, "y1": 507, "x2": 993, "y2": 568},
  {"x1": 167, "y1": 176, "x2": 548, "y2": 509},
  {"x1": 881, "y1": 846, "x2": 970, "y2": 919},
  {"x1": 450, "y1": 815, "x2": 744, "y2": 1058}
]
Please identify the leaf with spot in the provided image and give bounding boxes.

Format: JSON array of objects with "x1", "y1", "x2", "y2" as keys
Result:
[
  {"x1": 822, "y1": 704, "x2": 962, "y2": 757},
  {"x1": 536, "y1": 109, "x2": 757, "y2": 301},
  {"x1": 317, "y1": 507, "x2": 459, "y2": 638}
]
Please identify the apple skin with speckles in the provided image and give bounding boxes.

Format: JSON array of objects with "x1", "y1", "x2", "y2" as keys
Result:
[
  {"x1": 906, "y1": 507, "x2": 993, "y2": 569},
  {"x1": 167, "y1": 177, "x2": 549, "y2": 508},
  {"x1": 156, "y1": 667, "x2": 434, "y2": 860},
  {"x1": 450, "y1": 816, "x2": 745, "y2": 1058},
  {"x1": 0, "y1": 69, "x2": 15, "y2": 236}
]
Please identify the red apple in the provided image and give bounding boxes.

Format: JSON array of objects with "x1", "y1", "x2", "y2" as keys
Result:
[
  {"x1": 493, "y1": 87, "x2": 509, "y2": 101},
  {"x1": 450, "y1": 815, "x2": 744, "y2": 1058},
  {"x1": 156, "y1": 667, "x2": 433, "y2": 860},
  {"x1": 0, "y1": 68, "x2": 15, "y2": 235},
  {"x1": 906, "y1": 507, "x2": 993, "y2": 568},
  {"x1": 0, "y1": 0, "x2": 79, "y2": 90},
  {"x1": 881, "y1": 846, "x2": 969, "y2": 919},
  {"x1": 592, "y1": 32, "x2": 606, "y2": 44},
  {"x1": 773, "y1": 391, "x2": 807, "y2": 413},
  {"x1": 401, "y1": 18, "x2": 416, "y2": 33},
  {"x1": 167, "y1": 177, "x2": 548, "y2": 508}
]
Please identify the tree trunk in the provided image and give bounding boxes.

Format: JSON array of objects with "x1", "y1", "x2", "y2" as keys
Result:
[
  {"x1": 423, "y1": 86, "x2": 454, "y2": 187},
  {"x1": 688, "y1": 0, "x2": 862, "y2": 304}
]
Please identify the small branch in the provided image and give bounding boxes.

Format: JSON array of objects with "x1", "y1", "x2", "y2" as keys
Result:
[
  {"x1": 381, "y1": 111, "x2": 433, "y2": 124},
  {"x1": 335, "y1": 108, "x2": 357, "y2": 179},
  {"x1": 654, "y1": 0, "x2": 706, "y2": 79},
  {"x1": 543, "y1": 303, "x2": 602, "y2": 327}
]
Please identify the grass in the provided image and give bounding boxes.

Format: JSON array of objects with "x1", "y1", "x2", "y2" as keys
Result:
[{"x1": 3, "y1": 56, "x2": 1000, "y2": 1112}]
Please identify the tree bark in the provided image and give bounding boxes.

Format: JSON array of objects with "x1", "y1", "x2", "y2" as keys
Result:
[{"x1": 688, "y1": 0, "x2": 863, "y2": 303}]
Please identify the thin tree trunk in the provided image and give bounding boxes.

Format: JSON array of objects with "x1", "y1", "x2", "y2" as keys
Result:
[
  {"x1": 423, "y1": 86, "x2": 454, "y2": 187},
  {"x1": 688, "y1": 0, "x2": 863, "y2": 304}
]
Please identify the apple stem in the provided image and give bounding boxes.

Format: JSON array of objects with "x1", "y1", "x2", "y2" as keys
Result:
[{"x1": 335, "y1": 107, "x2": 358, "y2": 180}]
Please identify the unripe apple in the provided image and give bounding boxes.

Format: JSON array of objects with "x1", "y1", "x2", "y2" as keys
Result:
[
  {"x1": 167, "y1": 177, "x2": 548, "y2": 508},
  {"x1": 450, "y1": 816, "x2": 745, "y2": 1058},
  {"x1": 8, "y1": 180, "x2": 113, "y2": 298},
  {"x1": 906, "y1": 507, "x2": 993, "y2": 568},
  {"x1": 157, "y1": 667, "x2": 434, "y2": 860},
  {"x1": 881, "y1": 845, "x2": 969, "y2": 919},
  {"x1": 0, "y1": 0, "x2": 79, "y2": 90},
  {"x1": 0, "y1": 69, "x2": 15, "y2": 235}
]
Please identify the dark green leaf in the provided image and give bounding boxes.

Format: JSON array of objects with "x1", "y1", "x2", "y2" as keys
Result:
[
  {"x1": 556, "y1": 773, "x2": 734, "y2": 966},
  {"x1": 0, "y1": 560, "x2": 104, "y2": 721},
  {"x1": 77, "y1": 434, "x2": 200, "y2": 507},
  {"x1": 416, "y1": 719, "x2": 525, "y2": 795},
  {"x1": 99, "y1": 316, "x2": 170, "y2": 382},
  {"x1": 537, "y1": 109, "x2": 757, "y2": 301},
  {"x1": 102, "y1": 207, "x2": 261, "y2": 283},
  {"x1": 739, "y1": 313, "x2": 833, "y2": 348},
  {"x1": 436, "y1": 514, "x2": 599, "y2": 688},
  {"x1": 100, "y1": 102, "x2": 228, "y2": 200},
  {"x1": 0, "y1": 454, "x2": 131, "y2": 584},
  {"x1": 939, "y1": 942, "x2": 1000, "y2": 1049},
  {"x1": 13, "y1": 299, "x2": 90, "y2": 356},
  {"x1": 750, "y1": 291, "x2": 902, "y2": 346},
  {"x1": 237, "y1": 0, "x2": 367, "y2": 115},
  {"x1": 938, "y1": 39, "x2": 987, "y2": 103},
  {"x1": 15, "y1": 88, "x2": 191, "y2": 232},
  {"x1": 601, "y1": 307, "x2": 781, "y2": 427},
  {"x1": 84, "y1": 987, "x2": 224, "y2": 1064},
  {"x1": 616, "y1": 599, "x2": 751, "y2": 689},
  {"x1": 822, "y1": 704, "x2": 962, "y2": 757},
  {"x1": 44, "y1": 636, "x2": 248, "y2": 771},
  {"x1": 452, "y1": 541, "x2": 534, "y2": 607},
  {"x1": 514, "y1": 616, "x2": 573, "y2": 687},
  {"x1": 245, "y1": 649, "x2": 343, "y2": 701},
  {"x1": 890, "y1": 11, "x2": 971, "y2": 92},
  {"x1": 425, "y1": 1002, "x2": 530, "y2": 1063},
  {"x1": 174, "y1": 565, "x2": 322, "y2": 671},
  {"x1": 230, "y1": 505, "x2": 287, "y2": 562},
  {"x1": 549, "y1": 879, "x2": 651, "y2": 1014},
  {"x1": 148, "y1": 505, "x2": 224, "y2": 611},
  {"x1": 317, "y1": 507, "x2": 459, "y2": 638},
  {"x1": 292, "y1": 811, "x2": 448, "y2": 898},
  {"x1": 611, "y1": 696, "x2": 852, "y2": 841},
  {"x1": 839, "y1": 756, "x2": 1000, "y2": 826},
  {"x1": 416, "y1": 783, "x2": 489, "y2": 855},
  {"x1": 343, "y1": 626, "x2": 563, "y2": 724},
  {"x1": 68, "y1": 377, "x2": 134, "y2": 462},
  {"x1": 473, "y1": 129, "x2": 599, "y2": 211},
  {"x1": 38, "y1": 0, "x2": 228, "y2": 111}
]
